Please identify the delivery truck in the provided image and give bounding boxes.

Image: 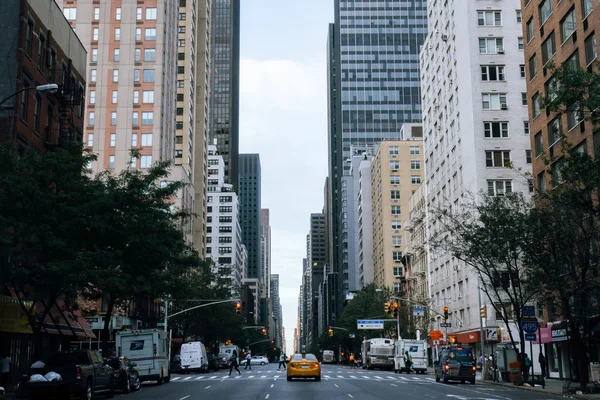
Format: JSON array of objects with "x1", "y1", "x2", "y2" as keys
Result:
[{"x1": 116, "y1": 329, "x2": 170, "y2": 384}]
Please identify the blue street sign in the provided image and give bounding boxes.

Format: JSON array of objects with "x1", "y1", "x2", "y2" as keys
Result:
[
  {"x1": 523, "y1": 306, "x2": 536, "y2": 317},
  {"x1": 521, "y1": 320, "x2": 539, "y2": 334},
  {"x1": 525, "y1": 334, "x2": 536, "y2": 341},
  {"x1": 413, "y1": 307, "x2": 425, "y2": 317},
  {"x1": 357, "y1": 320, "x2": 384, "y2": 329}
]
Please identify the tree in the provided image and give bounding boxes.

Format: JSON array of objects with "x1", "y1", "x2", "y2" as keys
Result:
[
  {"x1": 431, "y1": 193, "x2": 540, "y2": 361},
  {"x1": 0, "y1": 143, "x2": 97, "y2": 346}
]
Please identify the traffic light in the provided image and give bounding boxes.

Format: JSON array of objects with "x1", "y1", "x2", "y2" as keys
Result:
[
  {"x1": 392, "y1": 302, "x2": 399, "y2": 318},
  {"x1": 443, "y1": 306, "x2": 449, "y2": 320},
  {"x1": 480, "y1": 305, "x2": 487, "y2": 319},
  {"x1": 328, "y1": 328, "x2": 333, "y2": 337},
  {"x1": 236, "y1": 302, "x2": 241, "y2": 314},
  {"x1": 384, "y1": 302, "x2": 391, "y2": 315},
  {"x1": 262, "y1": 328, "x2": 267, "y2": 336}
]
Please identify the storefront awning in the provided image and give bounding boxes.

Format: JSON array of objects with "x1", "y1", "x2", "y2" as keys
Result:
[
  {"x1": 533, "y1": 324, "x2": 553, "y2": 344},
  {"x1": 37, "y1": 299, "x2": 96, "y2": 339},
  {"x1": 0, "y1": 295, "x2": 33, "y2": 334}
]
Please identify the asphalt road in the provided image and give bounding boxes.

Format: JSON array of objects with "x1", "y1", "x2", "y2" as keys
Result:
[{"x1": 119, "y1": 364, "x2": 564, "y2": 400}]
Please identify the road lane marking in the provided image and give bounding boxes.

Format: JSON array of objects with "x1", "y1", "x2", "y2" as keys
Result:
[
  {"x1": 334, "y1": 384, "x2": 339, "y2": 388},
  {"x1": 265, "y1": 395, "x2": 270, "y2": 399},
  {"x1": 205, "y1": 386, "x2": 211, "y2": 389},
  {"x1": 399, "y1": 376, "x2": 409, "y2": 380},
  {"x1": 172, "y1": 377, "x2": 181, "y2": 381},
  {"x1": 391, "y1": 384, "x2": 398, "y2": 387},
  {"x1": 183, "y1": 377, "x2": 192, "y2": 381},
  {"x1": 179, "y1": 396, "x2": 190, "y2": 400},
  {"x1": 349, "y1": 375, "x2": 357, "y2": 379},
  {"x1": 260, "y1": 375, "x2": 267, "y2": 378},
  {"x1": 412, "y1": 377, "x2": 421, "y2": 380},
  {"x1": 374, "y1": 376, "x2": 384, "y2": 380},
  {"x1": 324, "y1": 375, "x2": 331, "y2": 378},
  {"x1": 386, "y1": 376, "x2": 396, "y2": 379},
  {"x1": 337, "y1": 375, "x2": 344, "y2": 378},
  {"x1": 249, "y1": 375, "x2": 255, "y2": 378},
  {"x1": 348, "y1": 395, "x2": 354, "y2": 399},
  {"x1": 195, "y1": 376, "x2": 204, "y2": 380},
  {"x1": 209, "y1": 376, "x2": 217, "y2": 379}
]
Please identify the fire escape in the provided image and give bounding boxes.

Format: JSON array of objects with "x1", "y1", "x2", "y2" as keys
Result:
[{"x1": 46, "y1": 59, "x2": 82, "y2": 148}]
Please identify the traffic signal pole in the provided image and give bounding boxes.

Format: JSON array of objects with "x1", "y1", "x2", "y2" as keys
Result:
[{"x1": 478, "y1": 277, "x2": 486, "y2": 380}]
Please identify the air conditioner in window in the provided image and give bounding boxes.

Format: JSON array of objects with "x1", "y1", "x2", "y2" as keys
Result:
[
  {"x1": 441, "y1": 34, "x2": 449, "y2": 41},
  {"x1": 497, "y1": 48, "x2": 505, "y2": 54},
  {"x1": 501, "y1": 103, "x2": 508, "y2": 110}
]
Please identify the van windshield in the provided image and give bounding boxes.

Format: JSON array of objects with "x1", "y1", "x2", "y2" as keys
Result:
[{"x1": 446, "y1": 349, "x2": 473, "y2": 362}]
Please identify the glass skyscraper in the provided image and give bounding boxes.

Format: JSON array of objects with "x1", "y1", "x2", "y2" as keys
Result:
[{"x1": 210, "y1": 0, "x2": 240, "y2": 187}]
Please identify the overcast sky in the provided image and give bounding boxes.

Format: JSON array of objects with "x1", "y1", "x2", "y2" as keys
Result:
[{"x1": 239, "y1": 0, "x2": 333, "y2": 353}]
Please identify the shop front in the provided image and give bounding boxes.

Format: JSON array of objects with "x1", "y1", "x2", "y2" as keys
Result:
[{"x1": 548, "y1": 321, "x2": 571, "y2": 380}]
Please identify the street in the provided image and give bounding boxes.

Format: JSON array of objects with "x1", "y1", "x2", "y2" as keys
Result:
[{"x1": 123, "y1": 364, "x2": 563, "y2": 400}]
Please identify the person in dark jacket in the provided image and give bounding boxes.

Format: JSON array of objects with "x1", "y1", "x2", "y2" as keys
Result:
[{"x1": 229, "y1": 350, "x2": 241, "y2": 376}]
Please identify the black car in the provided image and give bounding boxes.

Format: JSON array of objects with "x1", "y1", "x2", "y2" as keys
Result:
[
  {"x1": 107, "y1": 356, "x2": 141, "y2": 393},
  {"x1": 206, "y1": 353, "x2": 219, "y2": 372},
  {"x1": 434, "y1": 345, "x2": 476, "y2": 384}
]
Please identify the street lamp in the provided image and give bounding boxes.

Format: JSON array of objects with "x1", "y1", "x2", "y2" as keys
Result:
[{"x1": 0, "y1": 83, "x2": 59, "y2": 107}]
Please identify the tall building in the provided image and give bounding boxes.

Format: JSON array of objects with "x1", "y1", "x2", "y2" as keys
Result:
[
  {"x1": 239, "y1": 154, "x2": 262, "y2": 279},
  {"x1": 354, "y1": 154, "x2": 374, "y2": 289},
  {"x1": 421, "y1": 0, "x2": 532, "y2": 350},
  {"x1": 270, "y1": 274, "x2": 283, "y2": 349},
  {"x1": 523, "y1": 0, "x2": 599, "y2": 190},
  {"x1": 260, "y1": 209, "x2": 272, "y2": 297},
  {"x1": 307, "y1": 213, "x2": 327, "y2": 340},
  {"x1": 328, "y1": 0, "x2": 428, "y2": 315},
  {"x1": 206, "y1": 145, "x2": 244, "y2": 294},
  {"x1": 209, "y1": 0, "x2": 240, "y2": 187},
  {"x1": 0, "y1": 0, "x2": 86, "y2": 152},
  {"x1": 370, "y1": 140, "x2": 424, "y2": 292},
  {"x1": 406, "y1": 183, "x2": 428, "y2": 304}
]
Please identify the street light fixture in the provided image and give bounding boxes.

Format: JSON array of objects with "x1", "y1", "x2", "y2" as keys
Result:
[{"x1": 0, "y1": 83, "x2": 59, "y2": 108}]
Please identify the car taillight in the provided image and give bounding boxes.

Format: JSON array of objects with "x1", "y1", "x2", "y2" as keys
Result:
[
  {"x1": 76, "y1": 366, "x2": 82, "y2": 380},
  {"x1": 472, "y1": 366, "x2": 476, "y2": 372}
]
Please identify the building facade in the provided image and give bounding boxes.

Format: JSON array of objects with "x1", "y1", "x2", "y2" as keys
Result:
[
  {"x1": 355, "y1": 154, "x2": 374, "y2": 289},
  {"x1": 421, "y1": 0, "x2": 532, "y2": 349},
  {"x1": 239, "y1": 154, "x2": 262, "y2": 280},
  {"x1": 0, "y1": 0, "x2": 87, "y2": 153},
  {"x1": 209, "y1": 0, "x2": 240, "y2": 187},
  {"x1": 270, "y1": 274, "x2": 283, "y2": 350},
  {"x1": 371, "y1": 140, "x2": 424, "y2": 292},
  {"x1": 206, "y1": 145, "x2": 244, "y2": 294}
]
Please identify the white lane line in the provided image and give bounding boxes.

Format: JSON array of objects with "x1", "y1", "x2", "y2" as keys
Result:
[
  {"x1": 260, "y1": 375, "x2": 267, "y2": 378},
  {"x1": 426, "y1": 377, "x2": 436, "y2": 381},
  {"x1": 205, "y1": 385, "x2": 211, "y2": 389},
  {"x1": 337, "y1": 375, "x2": 344, "y2": 379},
  {"x1": 209, "y1": 376, "x2": 217, "y2": 380},
  {"x1": 390, "y1": 383, "x2": 398, "y2": 387},
  {"x1": 349, "y1": 375, "x2": 357, "y2": 379},
  {"x1": 412, "y1": 377, "x2": 421, "y2": 380},
  {"x1": 324, "y1": 375, "x2": 331, "y2": 378},
  {"x1": 334, "y1": 384, "x2": 339, "y2": 388},
  {"x1": 183, "y1": 377, "x2": 192, "y2": 381},
  {"x1": 249, "y1": 375, "x2": 255, "y2": 379},
  {"x1": 179, "y1": 396, "x2": 190, "y2": 400},
  {"x1": 171, "y1": 377, "x2": 181, "y2": 381},
  {"x1": 348, "y1": 395, "x2": 354, "y2": 399},
  {"x1": 374, "y1": 376, "x2": 384, "y2": 380},
  {"x1": 270, "y1": 384, "x2": 274, "y2": 388},
  {"x1": 386, "y1": 376, "x2": 396, "y2": 380},
  {"x1": 265, "y1": 395, "x2": 270, "y2": 399},
  {"x1": 399, "y1": 376, "x2": 410, "y2": 380},
  {"x1": 235, "y1": 375, "x2": 241, "y2": 379},
  {"x1": 195, "y1": 376, "x2": 204, "y2": 380},
  {"x1": 362, "y1": 375, "x2": 370, "y2": 379}
]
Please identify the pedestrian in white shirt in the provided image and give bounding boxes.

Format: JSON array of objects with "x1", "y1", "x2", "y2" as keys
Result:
[{"x1": 1, "y1": 353, "x2": 11, "y2": 389}]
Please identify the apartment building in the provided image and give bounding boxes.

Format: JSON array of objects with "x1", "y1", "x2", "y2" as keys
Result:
[
  {"x1": 206, "y1": 145, "x2": 244, "y2": 294},
  {"x1": 420, "y1": 0, "x2": 532, "y2": 349},
  {"x1": 371, "y1": 140, "x2": 424, "y2": 292},
  {"x1": 523, "y1": 0, "x2": 599, "y2": 191},
  {"x1": 406, "y1": 184, "x2": 428, "y2": 303}
]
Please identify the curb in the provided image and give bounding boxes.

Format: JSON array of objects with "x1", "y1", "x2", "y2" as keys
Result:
[{"x1": 483, "y1": 380, "x2": 595, "y2": 399}]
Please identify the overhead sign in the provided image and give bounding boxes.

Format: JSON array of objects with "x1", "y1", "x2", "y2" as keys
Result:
[
  {"x1": 525, "y1": 334, "x2": 537, "y2": 341},
  {"x1": 413, "y1": 307, "x2": 425, "y2": 317},
  {"x1": 357, "y1": 320, "x2": 384, "y2": 330},
  {"x1": 522, "y1": 306, "x2": 536, "y2": 317},
  {"x1": 440, "y1": 322, "x2": 451, "y2": 328},
  {"x1": 521, "y1": 320, "x2": 539, "y2": 334}
]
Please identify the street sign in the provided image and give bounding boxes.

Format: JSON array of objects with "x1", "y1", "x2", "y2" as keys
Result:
[
  {"x1": 349, "y1": 333, "x2": 356, "y2": 338},
  {"x1": 525, "y1": 333, "x2": 537, "y2": 341},
  {"x1": 357, "y1": 320, "x2": 384, "y2": 330},
  {"x1": 430, "y1": 330, "x2": 442, "y2": 340},
  {"x1": 485, "y1": 328, "x2": 499, "y2": 341},
  {"x1": 156, "y1": 322, "x2": 165, "y2": 327},
  {"x1": 413, "y1": 307, "x2": 425, "y2": 317},
  {"x1": 521, "y1": 320, "x2": 539, "y2": 334},
  {"x1": 440, "y1": 322, "x2": 452, "y2": 328},
  {"x1": 523, "y1": 306, "x2": 536, "y2": 317}
]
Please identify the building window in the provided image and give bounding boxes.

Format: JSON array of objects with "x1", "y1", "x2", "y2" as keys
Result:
[
  {"x1": 134, "y1": 69, "x2": 140, "y2": 82},
  {"x1": 113, "y1": 48, "x2": 120, "y2": 62},
  {"x1": 144, "y1": 48, "x2": 156, "y2": 61},
  {"x1": 141, "y1": 133, "x2": 152, "y2": 146},
  {"x1": 537, "y1": 171, "x2": 546, "y2": 194},
  {"x1": 140, "y1": 155, "x2": 152, "y2": 168},
  {"x1": 135, "y1": 28, "x2": 142, "y2": 41},
  {"x1": 485, "y1": 150, "x2": 511, "y2": 167},
  {"x1": 133, "y1": 91, "x2": 139, "y2": 104},
  {"x1": 142, "y1": 112, "x2": 154, "y2": 125},
  {"x1": 585, "y1": 33, "x2": 597, "y2": 66},
  {"x1": 146, "y1": 8, "x2": 158, "y2": 20},
  {"x1": 482, "y1": 93, "x2": 507, "y2": 110},
  {"x1": 132, "y1": 133, "x2": 138, "y2": 146},
  {"x1": 391, "y1": 190, "x2": 400, "y2": 200},
  {"x1": 91, "y1": 69, "x2": 97, "y2": 82},
  {"x1": 411, "y1": 176, "x2": 421, "y2": 185},
  {"x1": 479, "y1": 37, "x2": 504, "y2": 54},
  {"x1": 478, "y1": 10, "x2": 502, "y2": 26},
  {"x1": 522, "y1": 93, "x2": 528, "y2": 106},
  {"x1": 179, "y1": 13, "x2": 186, "y2": 20},
  {"x1": 582, "y1": 0, "x2": 593, "y2": 18},
  {"x1": 391, "y1": 205, "x2": 401, "y2": 215},
  {"x1": 145, "y1": 28, "x2": 157, "y2": 40},
  {"x1": 410, "y1": 146, "x2": 420, "y2": 155},
  {"x1": 142, "y1": 91, "x2": 154, "y2": 103},
  {"x1": 532, "y1": 92, "x2": 541, "y2": 118},
  {"x1": 63, "y1": 8, "x2": 77, "y2": 20},
  {"x1": 390, "y1": 176, "x2": 400, "y2": 185},
  {"x1": 528, "y1": 179, "x2": 535, "y2": 193},
  {"x1": 528, "y1": 54, "x2": 538, "y2": 79},
  {"x1": 526, "y1": 150, "x2": 532, "y2": 163},
  {"x1": 91, "y1": 48, "x2": 98, "y2": 62},
  {"x1": 115, "y1": 8, "x2": 121, "y2": 20},
  {"x1": 539, "y1": 0, "x2": 552, "y2": 25},
  {"x1": 94, "y1": 7, "x2": 100, "y2": 20},
  {"x1": 393, "y1": 267, "x2": 403, "y2": 277},
  {"x1": 130, "y1": 156, "x2": 136, "y2": 169},
  {"x1": 481, "y1": 65, "x2": 505, "y2": 81},
  {"x1": 144, "y1": 69, "x2": 155, "y2": 82},
  {"x1": 520, "y1": 64, "x2": 526, "y2": 78},
  {"x1": 108, "y1": 155, "x2": 115, "y2": 169},
  {"x1": 392, "y1": 221, "x2": 401, "y2": 230},
  {"x1": 111, "y1": 90, "x2": 118, "y2": 104},
  {"x1": 87, "y1": 133, "x2": 94, "y2": 147},
  {"x1": 392, "y1": 252, "x2": 403, "y2": 262},
  {"x1": 111, "y1": 111, "x2": 117, "y2": 125},
  {"x1": 524, "y1": 121, "x2": 530, "y2": 135},
  {"x1": 136, "y1": 8, "x2": 142, "y2": 20},
  {"x1": 534, "y1": 132, "x2": 543, "y2": 157},
  {"x1": 541, "y1": 33, "x2": 556, "y2": 65},
  {"x1": 484, "y1": 121, "x2": 509, "y2": 138},
  {"x1": 135, "y1": 49, "x2": 141, "y2": 62},
  {"x1": 567, "y1": 104, "x2": 583, "y2": 130},
  {"x1": 526, "y1": 18, "x2": 534, "y2": 43},
  {"x1": 113, "y1": 69, "x2": 119, "y2": 82},
  {"x1": 110, "y1": 133, "x2": 116, "y2": 147},
  {"x1": 93, "y1": 28, "x2": 99, "y2": 41},
  {"x1": 178, "y1": 39, "x2": 186, "y2": 47},
  {"x1": 132, "y1": 112, "x2": 139, "y2": 125},
  {"x1": 487, "y1": 180, "x2": 513, "y2": 196},
  {"x1": 88, "y1": 111, "x2": 95, "y2": 126},
  {"x1": 410, "y1": 160, "x2": 421, "y2": 170},
  {"x1": 33, "y1": 95, "x2": 41, "y2": 132},
  {"x1": 518, "y1": 37, "x2": 524, "y2": 50},
  {"x1": 516, "y1": 10, "x2": 522, "y2": 23},
  {"x1": 37, "y1": 32, "x2": 45, "y2": 69},
  {"x1": 389, "y1": 161, "x2": 400, "y2": 170},
  {"x1": 392, "y1": 236, "x2": 402, "y2": 246},
  {"x1": 389, "y1": 145, "x2": 399, "y2": 155}
]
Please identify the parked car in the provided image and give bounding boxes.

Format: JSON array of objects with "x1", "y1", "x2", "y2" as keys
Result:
[
  {"x1": 240, "y1": 356, "x2": 269, "y2": 366},
  {"x1": 206, "y1": 353, "x2": 219, "y2": 372},
  {"x1": 106, "y1": 356, "x2": 141, "y2": 393},
  {"x1": 25, "y1": 350, "x2": 115, "y2": 400},
  {"x1": 170, "y1": 354, "x2": 182, "y2": 373}
]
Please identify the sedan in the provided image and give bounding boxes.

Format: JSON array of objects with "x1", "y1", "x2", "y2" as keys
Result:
[
  {"x1": 287, "y1": 353, "x2": 321, "y2": 381},
  {"x1": 107, "y1": 356, "x2": 141, "y2": 393},
  {"x1": 240, "y1": 356, "x2": 269, "y2": 366}
]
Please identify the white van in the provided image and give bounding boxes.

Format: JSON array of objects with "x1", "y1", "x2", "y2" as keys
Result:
[
  {"x1": 180, "y1": 342, "x2": 208, "y2": 373},
  {"x1": 116, "y1": 329, "x2": 170, "y2": 384}
]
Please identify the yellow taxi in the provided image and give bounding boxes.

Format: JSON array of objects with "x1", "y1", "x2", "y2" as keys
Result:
[{"x1": 286, "y1": 353, "x2": 321, "y2": 381}]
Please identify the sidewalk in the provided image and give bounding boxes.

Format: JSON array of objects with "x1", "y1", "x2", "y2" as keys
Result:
[{"x1": 484, "y1": 377, "x2": 600, "y2": 399}]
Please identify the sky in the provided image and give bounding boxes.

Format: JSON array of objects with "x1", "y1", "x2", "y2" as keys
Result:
[{"x1": 239, "y1": 0, "x2": 334, "y2": 353}]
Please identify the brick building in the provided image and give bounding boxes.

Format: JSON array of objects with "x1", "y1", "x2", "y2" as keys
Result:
[{"x1": 0, "y1": 0, "x2": 86, "y2": 153}]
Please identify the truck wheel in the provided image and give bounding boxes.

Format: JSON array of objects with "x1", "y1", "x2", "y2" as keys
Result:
[
  {"x1": 80, "y1": 380, "x2": 92, "y2": 400},
  {"x1": 132, "y1": 375, "x2": 141, "y2": 391},
  {"x1": 125, "y1": 376, "x2": 132, "y2": 393},
  {"x1": 157, "y1": 372, "x2": 163, "y2": 385}
]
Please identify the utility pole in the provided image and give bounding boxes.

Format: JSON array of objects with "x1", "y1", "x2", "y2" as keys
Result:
[{"x1": 478, "y1": 276, "x2": 486, "y2": 380}]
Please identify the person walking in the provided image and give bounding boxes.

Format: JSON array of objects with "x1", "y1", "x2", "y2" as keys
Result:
[
  {"x1": 538, "y1": 352, "x2": 546, "y2": 378},
  {"x1": 277, "y1": 353, "x2": 286, "y2": 371},
  {"x1": 349, "y1": 353, "x2": 355, "y2": 369},
  {"x1": 1, "y1": 352, "x2": 11, "y2": 390},
  {"x1": 229, "y1": 350, "x2": 241, "y2": 376},
  {"x1": 522, "y1": 353, "x2": 531, "y2": 383},
  {"x1": 244, "y1": 352, "x2": 252, "y2": 370},
  {"x1": 404, "y1": 351, "x2": 413, "y2": 373}
]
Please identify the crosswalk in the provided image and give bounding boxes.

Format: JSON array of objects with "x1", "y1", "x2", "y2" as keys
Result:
[{"x1": 169, "y1": 374, "x2": 438, "y2": 383}]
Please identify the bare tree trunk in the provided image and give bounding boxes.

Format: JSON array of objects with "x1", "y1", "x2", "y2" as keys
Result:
[{"x1": 102, "y1": 295, "x2": 115, "y2": 357}]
